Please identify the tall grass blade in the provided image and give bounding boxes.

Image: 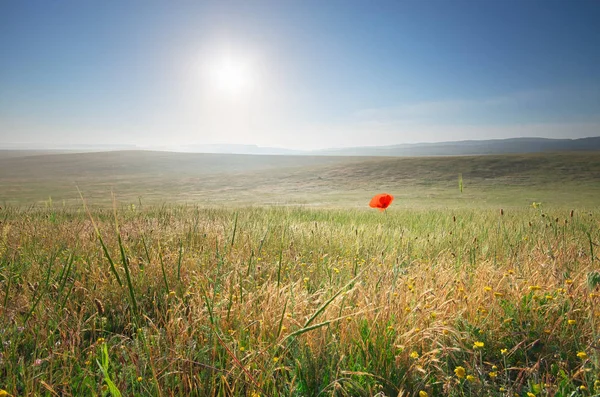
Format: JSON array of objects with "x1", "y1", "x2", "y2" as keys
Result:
[
  {"x1": 303, "y1": 269, "x2": 365, "y2": 329},
  {"x1": 587, "y1": 231, "x2": 595, "y2": 265},
  {"x1": 97, "y1": 343, "x2": 123, "y2": 397},
  {"x1": 277, "y1": 297, "x2": 288, "y2": 338},
  {"x1": 276, "y1": 228, "x2": 285, "y2": 288},
  {"x1": 282, "y1": 320, "x2": 333, "y2": 342},
  {"x1": 25, "y1": 250, "x2": 57, "y2": 323},
  {"x1": 177, "y1": 239, "x2": 183, "y2": 282},
  {"x1": 157, "y1": 241, "x2": 170, "y2": 294},
  {"x1": 77, "y1": 188, "x2": 122, "y2": 286},
  {"x1": 230, "y1": 212, "x2": 238, "y2": 247},
  {"x1": 113, "y1": 199, "x2": 138, "y2": 314}
]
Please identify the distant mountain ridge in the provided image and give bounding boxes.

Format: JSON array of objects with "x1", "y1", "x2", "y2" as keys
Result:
[
  {"x1": 176, "y1": 144, "x2": 302, "y2": 155},
  {"x1": 159, "y1": 136, "x2": 600, "y2": 156},
  {"x1": 317, "y1": 136, "x2": 600, "y2": 156},
  {"x1": 2, "y1": 137, "x2": 599, "y2": 157}
]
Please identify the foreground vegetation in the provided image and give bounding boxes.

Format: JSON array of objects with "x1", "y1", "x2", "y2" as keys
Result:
[{"x1": 0, "y1": 202, "x2": 598, "y2": 396}]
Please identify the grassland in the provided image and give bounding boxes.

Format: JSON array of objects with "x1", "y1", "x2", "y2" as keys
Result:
[
  {"x1": 0, "y1": 151, "x2": 599, "y2": 396},
  {"x1": 1, "y1": 150, "x2": 600, "y2": 208}
]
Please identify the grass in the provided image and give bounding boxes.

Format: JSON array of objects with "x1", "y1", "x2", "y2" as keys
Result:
[
  {"x1": 1, "y1": 151, "x2": 600, "y2": 208},
  {"x1": 0, "y1": 151, "x2": 599, "y2": 396},
  {"x1": 0, "y1": 203, "x2": 599, "y2": 396}
]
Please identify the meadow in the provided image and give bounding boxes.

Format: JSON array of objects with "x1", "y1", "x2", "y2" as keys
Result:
[{"x1": 0, "y1": 151, "x2": 599, "y2": 396}]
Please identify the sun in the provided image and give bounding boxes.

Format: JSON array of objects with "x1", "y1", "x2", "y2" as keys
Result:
[{"x1": 205, "y1": 54, "x2": 254, "y2": 98}]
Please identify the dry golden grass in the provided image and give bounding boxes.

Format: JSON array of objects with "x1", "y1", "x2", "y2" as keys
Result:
[{"x1": 0, "y1": 204, "x2": 598, "y2": 396}]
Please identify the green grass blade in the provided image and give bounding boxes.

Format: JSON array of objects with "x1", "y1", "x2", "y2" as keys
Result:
[
  {"x1": 177, "y1": 239, "x2": 183, "y2": 282},
  {"x1": 303, "y1": 269, "x2": 365, "y2": 329},
  {"x1": 230, "y1": 211, "x2": 238, "y2": 247},
  {"x1": 277, "y1": 297, "x2": 288, "y2": 338},
  {"x1": 113, "y1": 201, "x2": 137, "y2": 314},
  {"x1": 157, "y1": 241, "x2": 170, "y2": 294},
  {"x1": 282, "y1": 320, "x2": 333, "y2": 342},
  {"x1": 77, "y1": 188, "x2": 122, "y2": 286}
]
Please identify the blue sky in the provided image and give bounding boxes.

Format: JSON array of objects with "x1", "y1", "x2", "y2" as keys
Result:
[{"x1": 1, "y1": 0, "x2": 599, "y2": 149}]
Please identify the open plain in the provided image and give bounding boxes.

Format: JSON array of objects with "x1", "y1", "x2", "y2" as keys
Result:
[{"x1": 0, "y1": 151, "x2": 599, "y2": 396}]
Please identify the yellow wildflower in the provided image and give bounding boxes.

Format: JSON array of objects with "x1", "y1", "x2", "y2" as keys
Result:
[
  {"x1": 529, "y1": 285, "x2": 541, "y2": 291},
  {"x1": 137, "y1": 377, "x2": 143, "y2": 382},
  {"x1": 484, "y1": 286, "x2": 492, "y2": 292},
  {"x1": 500, "y1": 348, "x2": 508, "y2": 355},
  {"x1": 577, "y1": 351, "x2": 588, "y2": 360},
  {"x1": 419, "y1": 391, "x2": 428, "y2": 397},
  {"x1": 466, "y1": 375, "x2": 476, "y2": 382},
  {"x1": 273, "y1": 357, "x2": 279, "y2": 363},
  {"x1": 567, "y1": 319, "x2": 576, "y2": 325},
  {"x1": 489, "y1": 371, "x2": 498, "y2": 378},
  {"x1": 409, "y1": 351, "x2": 419, "y2": 359},
  {"x1": 454, "y1": 366, "x2": 466, "y2": 378},
  {"x1": 473, "y1": 341, "x2": 484, "y2": 349},
  {"x1": 527, "y1": 393, "x2": 535, "y2": 397}
]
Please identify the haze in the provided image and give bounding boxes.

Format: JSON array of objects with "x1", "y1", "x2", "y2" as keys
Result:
[{"x1": 1, "y1": 0, "x2": 599, "y2": 151}]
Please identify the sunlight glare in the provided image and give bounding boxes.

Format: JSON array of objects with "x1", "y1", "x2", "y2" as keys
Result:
[{"x1": 206, "y1": 54, "x2": 255, "y2": 98}]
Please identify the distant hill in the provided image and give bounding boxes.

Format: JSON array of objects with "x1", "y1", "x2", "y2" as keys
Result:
[
  {"x1": 317, "y1": 136, "x2": 600, "y2": 156},
  {"x1": 2, "y1": 137, "x2": 599, "y2": 157},
  {"x1": 142, "y1": 136, "x2": 600, "y2": 156},
  {"x1": 176, "y1": 144, "x2": 302, "y2": 155},
  {"x1": 164, "y1": 137, "x2": 600, "y2": 156},
  {"x1": 1, "y1": 150, "x2": 599, "y2": 208}
]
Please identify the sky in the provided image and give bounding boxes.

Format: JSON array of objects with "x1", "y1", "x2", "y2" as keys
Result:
[{"x1": 1, "y1": 0, "x2": 599, "y2": 150}]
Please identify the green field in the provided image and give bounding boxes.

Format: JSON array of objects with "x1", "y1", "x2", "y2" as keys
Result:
[
  {"x1": 0, "y1": 151, "x2": 599, "y2": 396},
  {"x1": 1, "y1": 150, "x2": 600, "y2": 208}
]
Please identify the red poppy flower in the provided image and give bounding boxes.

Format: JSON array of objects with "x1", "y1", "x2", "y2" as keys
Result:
[{"x1": 369, "y1": 193, "x2": 394, "y2": 211}]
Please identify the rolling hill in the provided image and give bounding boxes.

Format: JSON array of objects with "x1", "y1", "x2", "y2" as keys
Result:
[{"x1": 1, "y1": 150, "x2": 599, "y2": 208}]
